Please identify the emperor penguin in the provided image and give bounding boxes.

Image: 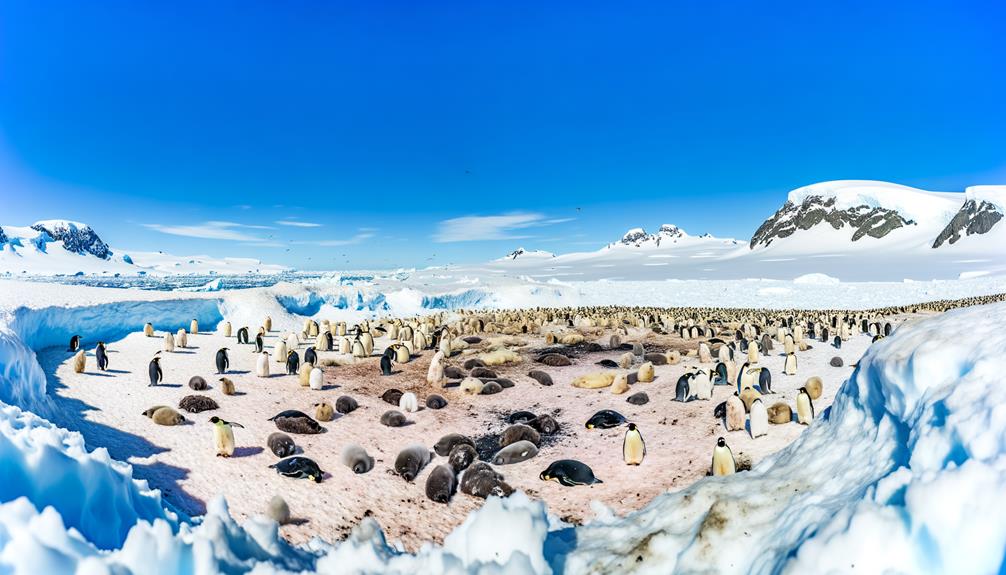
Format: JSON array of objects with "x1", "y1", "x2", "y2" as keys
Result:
[
  {"x1": 339, "y1": 337, "x2": 351, "y2": 354},
  {"x1": 190, "y1": 319, "x2": 199, "y2": 335},
  {"x1": 148, "y1": 355, "x2": 163, "y2": 386},
  {"x1": 747, "y1": 342, "x2": 759, "y2": 364},
  {"x1": 360, "y1": 331, "x2": 375, "y2": 356},
  {"x1": 209, "y1": 416, "x2": 243, "y2": 457},
  {"x1": 833, "y1": 335, "x2": 842, "y2": 349},
  {"x1": 286, "y1": 350, "x2": 300, "y2": 375},
  {"x1": 164, "y1": 332, "x2": 175, "y2": 353},
  {"x1": 223, "y1": 322, "x2": 232, "y2": 338},
  {"x1": 309, "y1": 367, "x2": 324, "y2": 390},
  {"x1": 439, "y1": 335, "x2": 452, "y2": 357},
  {"x1": 176, "y1": 328, "x2": 188, "y2": 349},
  {"x1": 304, "y1": 346, "x2": 318, "y2": 367},
  {"x1": 691, "y1": 369, "x2": 712, "y2": 400},
  {"x1": 749, "y1": 398, "x2": 768, "y2": 438},
  {"x1": 380, "y1": 354, "x2": 393, "y2": 376},
  {"x1": 264, "y1": 316, "x2": 272, "y2": 332},
  {"x1": 68, "y1": 335, "x2": 81, "y2": 352},
  {"x1": 72, "y1": 349, "x2": 86, "y2": 374},
  {"x1": 783, "y1": 352, "x2": 798, "y2": 376},
  {"x1": 394, "y1": 344, "x2": 410, "y2": 364},
  {"x1": 285, "y1": 333, "x2": 299, "y2": 353},
  {"x1": 796, "y1": 387, "x2": 814, "y2": 425},
  {"x1": 254, "y1": 333, "x2": 264, "y2": 353},
  {"x1": 95, "y1": 342, "x2": 109, "y2": 371},
  {"x1": 713, "y1": 361, "x2": 730, "y2": 386},
  {"x1": 784, "y1": 334, "x2": 795, "y2": 355},
  {"x1": 351, "y1": 338, "x2": 367, "y2": 358},
  {"x1": 717, "y1": 343, "x2": 731, "y2": 363},
  {"x1": 215, "y1": 348, "x2": 230, "y2": 374},
  {"x1": 711, "y1": 437, "x2": 736, "y2": 476},
  {"x1": 143, "y1": 323, "x2": 155, "y2": 337},
  {"x1": 256, "y1": 352, "x2": 271, "y2": 378},
  {"x1": 737, "y1": 362, "x2": 753, "y2": 392},
  {"x1": 756, "y1": 367, "x2": 772, "y2": 394},
  {"x1": 237, "y1": 326, "x2": 249, "y2": 344},
  {"x1": 275, "y1": 340, "x2": 288, "y2": 363},
  {"x1": 674, "y1": 373, "x2": 693, "y2": 402},
  {"x1": 623, "y1": 423, "x2": 646, "y2": 465}
]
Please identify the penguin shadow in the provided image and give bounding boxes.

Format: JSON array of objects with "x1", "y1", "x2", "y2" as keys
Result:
[
  {"x1": 154, "y1": 383, "x2": 184, "y2": 388},
  {"x1": 317, "y1": 384, "x2": 340, "y2": 391},
  {"x1": 172, "y1": 350, "x2": 197, "y2": 355},
  {"x1": 83, "y1": 371, "x2": 115, "y2": 378},
  {"x1": 104, "y1": 369, "x2": 131, "y2": 374},
  {"x1": 442, "y1": 381, "x2": 462, "y2": 389},
  {"x1": 229, "y1": 391, "x2": 250, "y2": 397},
  {"x1": 140, "y1": 460, "x2": 207, "y2": 516},
  {"x1": 284, "y1": 517, "x2": 310, "y2": 526},
  {"x1": 232, "y1": 446, "x2": 264, "y2": 458},
  {"x1": 227, "y1": 370, "x2": 251, "y2": 375}
]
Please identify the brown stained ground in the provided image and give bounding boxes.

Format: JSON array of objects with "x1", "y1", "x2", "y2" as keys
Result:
[{"x1": 42, "y1": 322, "x2": 867, "y2": 550}]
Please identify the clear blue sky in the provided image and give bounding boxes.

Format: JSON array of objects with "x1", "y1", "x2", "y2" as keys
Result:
[{"x1": 2, "y1": 0, "x2": 1004, "y2": 269}]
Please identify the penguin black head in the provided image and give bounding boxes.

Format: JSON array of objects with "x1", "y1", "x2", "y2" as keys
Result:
[
  {"x1": 628, "y1": 423, "x2": 637, "y2": 431},
  {"x1": 209, "y1": 416, "x2": 221, "y2": 424},
  {"x1": 798, "y1": 387, "x2": 808, "y2": 394},
  {"x1": 716, "y1": 437, "x2": 727, "y2": 447}
]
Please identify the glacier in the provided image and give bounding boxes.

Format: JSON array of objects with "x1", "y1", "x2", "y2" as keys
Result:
[{"x1": 1, "y1": 280, "x2": 1005, "y2": 573}]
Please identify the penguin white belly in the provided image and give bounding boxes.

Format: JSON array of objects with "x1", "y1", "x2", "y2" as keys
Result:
[
  {"x1": 309, "y1": 367, "x2": 324, "y2": 390},
  {"x1": 215, "y1": 426, "x2": 235, "y2": 456},
  {"x1": 256, "y1": 354, "x2": 270, "y2": 377},
  {"x1": 750, "y1": 401, "x2": 768, "y2": 438}
]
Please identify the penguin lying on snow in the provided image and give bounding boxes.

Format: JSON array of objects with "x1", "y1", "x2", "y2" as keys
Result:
[{"x1": 270, "y1": 456, "x2": 324, "y2": 482}]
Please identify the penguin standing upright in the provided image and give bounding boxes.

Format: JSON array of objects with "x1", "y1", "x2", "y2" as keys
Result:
[
  {"x1": 783, "y1": 353, "x2": 798, "y2": 375},
  {"x1": 833, "y1": 335, "x2": 842, "y2": 349},
  {"x1": 148, "y1": 355, "x2": 163, "y2": 386},
  {"x1": 711, "y1": 437, "x2": 736, "y2": 476},
  {"x1": 237, "y1": 326, "x2": 249, "y2": 344},
  {"x1": 352, "y1": 338, "x2": 366, "y2": 358},
  {"x1": 674, "y1": 373, "x2": 693, "y2": 402},
  {"x1": 691, "y1": 369, "x2": 712, "y2": 400},
  {"x1": 68, "y1": 335, "x2": 80, "y2": 352},
  {"x1": 380, "y1": 354, "x2": 393, "y2": 376},
  {"x1": 215, "y1": 348, "x2": 229, "y2": 374},
  {"x1": 623, "y1": 423, "x2": 646, "y2": 465},
  {"x1": 286, "y1": 350, "x2": 300, "y2": 375},
  {"x1": 190, "y1": 319, "x2": 199, "y2": 335},
  {"x1": 163, "y1": 332, "x2": 175, "y2": 353},
  {"x1": 254, "y1": 333, "x2": 264, "y2": 353},
  {"x1": 95, "y1": 342, "x2": 109, "y2": 371},
  {"x1": 757, "y1": 367, "x2": 772, "y2": 394},
  {"x1": 796, "y1": 387, "x2": 815, "y2": 425},
  {"x1": 275, "y1": 341, "x2": 288, "y2": 364},
  {"x1": 304, "y1": 347, "x2": 318, "y2": 367},
  {"x1": 210, "y1": 416, "x2": 244, "y2": 457},
  {"x1": 223, "y1": 322, "x2": 232, "y2": 338},
  {"x1": 749, "y1": 398, "x2": 768, "y2": 438},
  {"x1": 256, "y1": 352, "x2": 270, "y2": 378},
  {"x1": 309, "y1": 367, "x2": 324, "y2": 390}
]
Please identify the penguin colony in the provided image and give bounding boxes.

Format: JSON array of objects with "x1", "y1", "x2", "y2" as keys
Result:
[{"x1": 61, "y1": 292, "x2": 1004, "y2": 543}]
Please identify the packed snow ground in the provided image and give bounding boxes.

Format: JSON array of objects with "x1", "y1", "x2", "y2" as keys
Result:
[{"x1": 1, "y1": 278, "x2": 1005, "y2": 573}]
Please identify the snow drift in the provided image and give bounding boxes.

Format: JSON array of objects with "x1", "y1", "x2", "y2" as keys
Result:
[{"x1": 1, "y1": 288, "x2": 1005, "y2": 572}]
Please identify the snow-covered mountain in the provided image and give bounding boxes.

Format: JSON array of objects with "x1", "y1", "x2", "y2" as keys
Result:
[
  {"x1": 610, "y1": 224, "x2": 690, "y2": 248},
  {"x1": 749, "y1": 180, "x2": 1005, "y2": 253},
  {"x1": 498, "y1": 247, "x2": 555, "y2": 261},
  {"x1": 0, "y1": 220, "x2": 289, "y2": 276},
  {"x1": 482, "y1": 181, "x2": 1006, "y2": 281}
]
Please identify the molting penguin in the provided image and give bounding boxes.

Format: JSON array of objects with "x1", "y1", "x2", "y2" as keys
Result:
[
  {"x1": 219, "y1": 377, "x2": 235, "y2": 395},
  {"x1": 725, "y1": 392, "x2": 745, "y2": 431},
  {"x1": 148, "y1": 355, "x2": 163, "y2": 386},
  {"x1": 425, "y1": 464, "x2": 457, "y2": 504},
  {"x1": 143, "y1": 323, "x2": 155, "y2": 337},
  {"x1": 215, "y1": 348, "x2": 230, "y2": 374},
  {"x1": 623, "y1": 423, "x2": 646, "y2": 465},
  {"x1": 711, "y1": 437, "x2": 736, "y2": 476},
  {"x1": 95, "y1": 342, "x2": 109, "y2": 371}
]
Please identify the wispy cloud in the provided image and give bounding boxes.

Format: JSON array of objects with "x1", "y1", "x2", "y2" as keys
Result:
[
  {"x1": 433, "y1": 213, "x2": 573, "y2": 243},
  {"x1": 291, "y1": 229, "x2": 376, "y2": 246},
  {"x1": 276, "y1": 219, "x2": 323, "y2": 228},
  {"x1": 143, "y1": 221, "x2": 271, "y2": 241}
]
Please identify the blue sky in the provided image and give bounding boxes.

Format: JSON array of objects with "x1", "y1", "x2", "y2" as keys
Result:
[{"x1": 1, "y1": 0, "x2": 1004, "y2": 269}]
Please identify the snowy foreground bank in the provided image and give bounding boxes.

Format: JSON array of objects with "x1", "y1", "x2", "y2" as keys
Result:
[{"x1": 1, "y1": 282, "x2": 1006, "y2": 573}]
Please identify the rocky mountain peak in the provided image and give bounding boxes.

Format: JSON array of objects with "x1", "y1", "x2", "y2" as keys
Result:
[
  {"x1": 750, "y1": 195, "x2": 915, "y2": 249},
  {"x1": 30, "y1": 220, "x2": 112, "y2": 260}
]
